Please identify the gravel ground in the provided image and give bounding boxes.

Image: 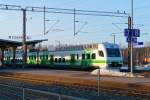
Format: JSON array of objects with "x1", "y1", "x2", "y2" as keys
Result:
[{"x1": 0, "y1": 78, "x2": 148, "y2": 100}]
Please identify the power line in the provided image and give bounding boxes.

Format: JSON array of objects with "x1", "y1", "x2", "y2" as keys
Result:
[{"x1": 25, "y1": 6, "x2": 129, "y2": 17}]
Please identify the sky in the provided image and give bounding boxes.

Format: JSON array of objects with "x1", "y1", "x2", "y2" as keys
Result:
[{"x1": 0, "y1": 0, "x2": 150, "y2": 47}]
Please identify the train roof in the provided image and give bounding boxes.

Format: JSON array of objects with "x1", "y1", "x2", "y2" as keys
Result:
[
  {"x1": 49, "y1": 42, "x2": 118, "y2": 51},
  {"x1": 103, "y1": 42, "x2": 120, "y2": 48}
]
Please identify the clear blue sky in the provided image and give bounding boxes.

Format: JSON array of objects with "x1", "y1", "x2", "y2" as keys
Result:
[{"x1": 0, "y1": 0, "x2": 150, "y2": 47}]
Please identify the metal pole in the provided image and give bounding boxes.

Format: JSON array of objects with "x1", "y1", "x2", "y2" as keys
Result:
[
  {"x1": 98, "y1": 67, "x2": 100, "y2": 96},
  {"x1": 112, "y1": 34, "x2": 116, "y2": 44},
  {"x1": 114, "y1": 34, "x2": 115, "y2": 44},
  {"x1": 23, "y1": 88, "x2": 25, "y2": 100},
  {"x1": 74, "y1": 8, "x2": 76, "y2": 36},
  {"x1": 59, "y1": 94, "x2": 61, "y2": 100},
  {"x1": 44, "y1": 6, "x2": 46, "y2": 35},
  {"x1": 23, "y1": 9, "x2": 27, "y2": 67},
  {"x1": 130, "y1": 0, "x2": 134, "y2": 75},
  {"x1": 111, "y1": 33, "x2": 115, "y2": 44},
  {"x1": 128, "y1": 16, "x2": 131, "y2": 72}
]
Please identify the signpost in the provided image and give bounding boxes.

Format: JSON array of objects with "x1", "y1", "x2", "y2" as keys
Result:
[
  {"x1": 126, "y1": 37, "x2": 137, "y2": 43},
  {"x1": 124, "y1": 28, "x2": 140, "y2": 43},
  {"x1": 124, "y1": 27, "x2": 143, "y2": 75},
  {"x1": 124, "y1": 29, "x2": 140, "y2": 37}
]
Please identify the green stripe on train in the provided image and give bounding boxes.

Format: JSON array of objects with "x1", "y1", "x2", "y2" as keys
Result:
[
  {"x1": 27, "y1": 59, "x2": 108, "y2": 66},
  {"x1": 91, "y1": 60, "x2": 107, "y2": 64}
]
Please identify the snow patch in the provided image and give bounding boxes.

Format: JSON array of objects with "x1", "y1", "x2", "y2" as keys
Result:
[{"x1": 91, "y1": 68, "x2": 143, "y2": 77}]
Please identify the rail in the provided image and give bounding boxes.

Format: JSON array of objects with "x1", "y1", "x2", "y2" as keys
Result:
[{"x1": 0, "y1": 73, "x2": 149, "y2": 99}]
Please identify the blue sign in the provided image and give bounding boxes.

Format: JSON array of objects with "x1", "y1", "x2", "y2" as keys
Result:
[
  {"x1": 132, "y1": 29, "x2": 140, "y2": 37},
  {"x1": 126, "y1": 37, "x2": 137, "y2": 43},
  {"x1": 124, "y1": 29, "x2": 130, "y2": 36},
  {"x1": 138, "y1": 42, "x2": 143, "y2": 45},
  {"x1": 124, "y1": 29, "x2": 140, "y2": 37}
]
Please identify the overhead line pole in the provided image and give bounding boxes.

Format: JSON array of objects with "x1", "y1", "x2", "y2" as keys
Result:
[
  {"x1": 22, "y1": 9, "x2": 27, "y2": 67},
  {"x1": 74, "y1": 8, "x2": 76, "y2": 36},
  {"x1": 44, "y1": 6, "x2": 46, "y2": 35},
  {"x1": 112, "y1": 33, "x2": 116, "y2": 44},
  {"x1": 130, "y1": 0, "x2": 134, "y2": 75}
]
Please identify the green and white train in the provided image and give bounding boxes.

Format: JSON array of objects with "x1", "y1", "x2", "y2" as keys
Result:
[{"x1": 4, "y1": 43, "x2": 123, "y2": 69}]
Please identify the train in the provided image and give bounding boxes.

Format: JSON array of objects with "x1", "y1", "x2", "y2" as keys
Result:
[{"x1": 4, "y1": 42, "x2": 123, "y2": 70}]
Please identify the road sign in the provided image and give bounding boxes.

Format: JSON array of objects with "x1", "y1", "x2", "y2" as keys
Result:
[
  {"x1": 124, "y1": 29, "x2": 140, "y2": 37},
  {"x1": 126, "y1": 37, "x2": 137, "y2": 43}
]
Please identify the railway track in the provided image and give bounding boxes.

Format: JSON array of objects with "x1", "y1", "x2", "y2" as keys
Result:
[{"x1": 0, "y1": 72, "x2": 149, "y2": 99}]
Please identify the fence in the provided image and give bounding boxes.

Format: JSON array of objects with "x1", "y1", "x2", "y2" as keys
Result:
[{"x1": 0, "y1": 83, "x2": 87, "y2": 100}]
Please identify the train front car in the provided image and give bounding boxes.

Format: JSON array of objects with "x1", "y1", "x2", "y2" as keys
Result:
[{"x1": 103, "y1": 43, "x2": 123, "y2": 69}]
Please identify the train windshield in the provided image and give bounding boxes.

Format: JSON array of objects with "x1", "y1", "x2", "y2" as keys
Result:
[{"x1": 106, "y1": 48, "x2": 121, "y2": 57}]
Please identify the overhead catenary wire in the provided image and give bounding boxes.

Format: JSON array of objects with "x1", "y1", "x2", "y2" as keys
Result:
[
  {"x1": 25, "y1": 6, "x2": 129, "y2": 17},
  {"x1": 0, "y1": 4, "x2": 129, "y2": 36},
  {"x1": 0, "y1": 4, "x2": 148, "y2": 39}
]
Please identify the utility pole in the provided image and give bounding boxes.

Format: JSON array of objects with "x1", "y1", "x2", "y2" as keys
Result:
[
  {"x1": 23, "y1": 9, "x2": 27, "y2": 67},
  {"x1": 111, "y1": 33, "x2": 116, "y2": 44},
  {"x1": 130, "y1": 0, "x2": 134, "y2": 75},
  {"x1": 74, "y1": 8, "x2": 76, "y2": 36},
  {"x1": 128, "y1": 16, "x2": 131, "y2": 72},
  {"x1": 44, "y1": 6, "x2": 46, "y2": 35},
  {"x1": 113, "y1": 34, "x2": 115, "y2": 44}
]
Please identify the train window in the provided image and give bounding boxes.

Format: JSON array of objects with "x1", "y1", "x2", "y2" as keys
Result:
[
  {"x1": 106, "y1": 48, "x2": 121, "y2": 57},
  {"x1": 70, "y1": 54, "x2": 75, "y2": 62},
  {"x1": 40, "y1": 55, "x2": 42, "y2": 59},
  {"x1": 98, "y1": 51, "x2": 104, "y2": 57},
  {"x1": 30, "y1": 56, "x2": 32, "y2": 59},
  {"x1": 34, "y1": 56, "x2": 36, "y2": 59},
  {"x1": 55, "y1": 58, "x2": 57, "y2": 62},
  {"x1": 92, "y1": 53, "x2": 96, "y2": 59},
  {"x1": 62, "y1": 58, "x2": 65, "y2": 62},
  {"x1": 46, "y1": 55, "x2": 48, "y2": 60},
  {"x1": 86, "y1": 54, "x2": 90, "y2": 59},
  {"x1": 77, "y1": 54, "x2": 79, "y2": 60},
  {"x1": 82, "y1": 54, "x2": 85, "y2": 60},
  {"x1": 59, "y1": 58, "x2": 61, "y2": 62},
  {"x1": 50, "y1": 55, "x2": 54, "y2": 62}
]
